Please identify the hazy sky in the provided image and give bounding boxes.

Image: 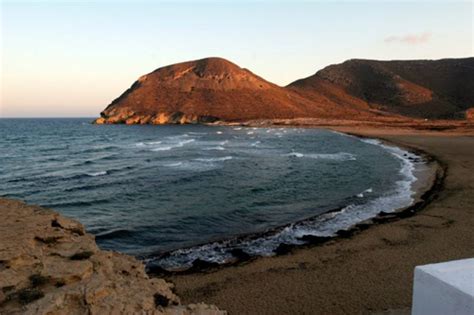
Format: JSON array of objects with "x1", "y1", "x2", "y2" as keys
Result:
[{"x1": 1, "y1": 0, "x2": 472, "y2": 117}]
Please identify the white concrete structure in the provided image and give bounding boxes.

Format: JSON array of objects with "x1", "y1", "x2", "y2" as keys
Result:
[{"x1": 412, "y1": 258, "x2": 474, "y2": 315}]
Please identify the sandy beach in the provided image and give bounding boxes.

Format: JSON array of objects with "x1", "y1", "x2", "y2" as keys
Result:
[{"x1": 168, "y1": 128, "x2": 474, "y2": 314}]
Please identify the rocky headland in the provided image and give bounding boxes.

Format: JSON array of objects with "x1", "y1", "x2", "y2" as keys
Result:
[
  {"x1": 0, "y1": 198, "x2": 225, "y2": 315},
  {"x1": 94, "y1": 57, "x2": 474, "y2": 125}
]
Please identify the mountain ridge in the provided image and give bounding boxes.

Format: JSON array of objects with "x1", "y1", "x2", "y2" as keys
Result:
[
  {"x1": 95, "y1": 57, "x2": 474, "y2": 124},
  {"x1": 289, "y1": 57, "x2": 474, "y2": 119}
]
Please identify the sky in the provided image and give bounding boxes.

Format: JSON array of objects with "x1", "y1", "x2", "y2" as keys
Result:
[{"x1": 1, "y1": 0, "x2": 472, "y2": 117}]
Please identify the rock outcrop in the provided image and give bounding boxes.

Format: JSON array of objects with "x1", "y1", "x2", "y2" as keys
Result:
[
  {"x1": 95, "y1": 111, "x2": 219, "y2": 125},
  {"x1": 0, "y1": 198, "x2": 225, "y2": 315},
  {"x1": 466, "y1": 108, "x2": 474, "y2": 121}
]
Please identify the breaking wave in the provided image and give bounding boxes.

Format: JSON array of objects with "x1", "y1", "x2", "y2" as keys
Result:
[
  {"x1": 150, "y1": 139, "x2": 195, "y2": 151},
  {"x1": 195, "y1": 156, "x2": 233, "y2": 162},
  {"x1": 284, "y1": 152, "x2": 356, "y2": 161}
]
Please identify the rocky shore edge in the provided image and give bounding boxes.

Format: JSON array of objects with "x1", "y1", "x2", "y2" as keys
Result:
[
  {"x1": 0, "y1": 198, "x2": 226, "y2": 315},
  {"x1": 94, "y1": 111, "x2": 219, "y2": 125}
]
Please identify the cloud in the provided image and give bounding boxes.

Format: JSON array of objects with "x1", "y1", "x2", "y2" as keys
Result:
[{"x1": 384, "y1": 32, "x2": 432, "y2": 45}]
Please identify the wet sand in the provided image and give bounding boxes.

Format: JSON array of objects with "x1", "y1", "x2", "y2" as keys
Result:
[{"x1": 168, "y1": 129, "x2": 474, "y2": 314}]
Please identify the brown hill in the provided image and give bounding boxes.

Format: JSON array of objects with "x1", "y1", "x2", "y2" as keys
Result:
[
  {"x1": 96, "y1": 57, "x2": 473, "y2": 124},
  {"x1": 95, "y1": 57, "x2": 380, "y2": 124},
  {"x1": 289, "y1": 58, "x2": 474, "y2": 119}
]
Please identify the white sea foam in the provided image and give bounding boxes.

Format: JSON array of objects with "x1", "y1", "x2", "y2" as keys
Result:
[
  {"x1": 357, "y1": 188, "x2": 373, "y2": 198},
  {"x1": 146, "y1": 141, "x2": 162, "y2": 145},
  {"x1": 198, "y1": 139, "x2": 228, "y2": 151},
  {"x1": 179, "y1": 139, "x2": 195, "y2": 145},
  {"x1": 167, "y1": 134, "x2": 189, "y2": 139},
  {"x1": 195, "y1": 156, "x2": 233, "y2": 162},
  {"x1": 164, "y1": 162, "x2": 183, "y2": 167},
  {"x1": 136, "y1": 140, "x2": 162, "y2": 147},
  {"x1": 250, "y1": 141, "x2": 261, "y2": 147},
  {"x1": 150, "y1": 139, "x2": 195, "y2": 152},
  {"x1": 286, "y1": 152, "x2": 304, "y2": 158},
  {"x1": 284, "y1": 152, "x2": 356, "y2": 161},
  {"x1": 162, "y1": 160, "x2": 221, "y2": 172},
  {"x1": 151, "y1": 146, "x2": 172, "y2": 151},
  {"x1": 87, "y1": 171, "x2": 107, "y2": 177},
  {"x1": 203, "y1": 146, "x2": 226, "y2": 151}
]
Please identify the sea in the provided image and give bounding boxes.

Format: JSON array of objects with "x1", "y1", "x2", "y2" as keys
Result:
[{"x1": 0, "y1": 118, "x2": 421, "y2": 270}]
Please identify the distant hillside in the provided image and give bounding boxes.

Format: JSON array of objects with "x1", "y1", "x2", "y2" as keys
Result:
[
  {"x1": 95, "y1": 57, "x2": 382, "y2": 124},
  {"x1": 95, "y1": 57, "x2": 474, "y2": 124},
  {"x1": 289, "y1": 58, "x2": 474, "y2": 119}
]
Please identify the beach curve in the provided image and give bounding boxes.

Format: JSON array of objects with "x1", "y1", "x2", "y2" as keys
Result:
[{"x1": 166, "y1": 127, "x2": 474, "y2": 315}]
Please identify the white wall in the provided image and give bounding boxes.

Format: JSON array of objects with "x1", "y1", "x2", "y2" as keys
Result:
[{"x1": 412, "y1": 258, "x2": 474, "y2": 315}]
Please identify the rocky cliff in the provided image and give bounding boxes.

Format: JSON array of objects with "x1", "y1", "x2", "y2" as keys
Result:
[{"x1": 0, "y1": 198, "x2": 225, "y2": 315}]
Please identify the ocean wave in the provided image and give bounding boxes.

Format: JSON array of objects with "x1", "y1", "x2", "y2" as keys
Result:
[
  {"x1": 203, "y1": 146, "x2": 226, "y2": 151},
  {"x1": 63, "y1": 181, "x2": 114, "y2": 193},
  {"x1": 284, "y1": 152, "x2": 356, "y2": 161},
  {"x1": 136, "y1": 141, "x2": 162, "y2": 147},
  {"x1": 167, "y1": 134, "x2": 190, "y2": 139},
  {"x1": 151, "y1": 146, "x2": 173, "y2": 151},
  {"x1": 87, "y1": 171, "x2": 107, "y2": 177},
  {"x1": 6, "y1": 167, "x2": 113, "y2": 184},
  {"x1": 286, "y1": 152, "x2": 304, "y2": 158},
  {"x1": 95, "y1": 228, "x2": 135, "y2": 240},
  {"x1": 163, "y1": 161, "x2": 220, "y2": 172},
  {"x1": 195, "y1": 156, "x2": 233, "y2": 162},
  {"x1": 164, "y1": 162, "x2": 184, "y2": 167},
  {"x1": 6, "y1": 177, "x2": 30, "y2": 184},
  {"x1": 67, "y1": 166, "x2": 132, "y2": 180},
  {"x1": 150, "y1": 139, "x2": 195, "y2": 152},
  {"x1": 357, "y1": 188, "x2": 373, "y2": 198},
  {"x1": 76, "y1": 154, "x2": 118, "y2": 166},
  {"x1": 146, "y1": 136, "x2": 421, "y2": 271},
  {"x1": 81, "y1": 145, "x2": 119, "y2": 153},
  {"x1": 250, "y1": 141, "x2": 261, "y2": 147},
  {"x1": 43, "y1": 198, "x2": 110, "y2": 208}
]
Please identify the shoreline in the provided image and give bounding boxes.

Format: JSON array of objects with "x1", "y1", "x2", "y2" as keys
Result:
[
  {"x1": 146, "y1": 132, "x2": 442, "y2": 274},
  {"x1": 2, "y1": 122, "x2": 472, "y2": 314},
  {"x1": 167, "y1": 127, "x2": 474, "y2": 314}
]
